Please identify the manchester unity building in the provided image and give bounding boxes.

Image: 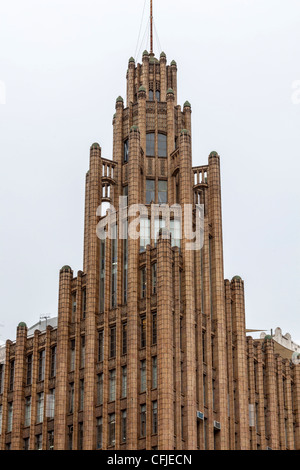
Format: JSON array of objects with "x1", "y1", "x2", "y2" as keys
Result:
[{"x1": 0, "y1": 22, "x2": 299, "y2": 451}]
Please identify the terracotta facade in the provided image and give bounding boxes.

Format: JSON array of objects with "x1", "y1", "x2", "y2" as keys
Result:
[{"x1": 0, "y1": 50, "x2": 299, "y2": 450}]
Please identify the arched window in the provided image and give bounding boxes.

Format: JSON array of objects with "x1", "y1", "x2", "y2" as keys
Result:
[
  {"x1": 158, "y1": 133, "x2": 167, "y2": 157},
  {"x1": 146, "y1": 133, "x2": 155, "y2": 156},
  {"x1": 156, "y1": 90, "x2": 160, "y2": 101},
  {"x1": 149, "y1": 90, "x2": 154, "y2": 101}
]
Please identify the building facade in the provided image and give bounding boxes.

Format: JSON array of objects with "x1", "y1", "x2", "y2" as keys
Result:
[{"x1": 0, "y1": 49, "x2": 299, "y2": 451}]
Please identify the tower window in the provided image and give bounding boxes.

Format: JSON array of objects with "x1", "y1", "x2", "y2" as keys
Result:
[
  {"x1": 140, "y1": 267, "x2": 146, "y2": 299},
  {"x1": 110, "y1": 326, "x2": 116, "y2": 358},
  {"x1": 108, "y1": 413, "x2": 116, "y2": 446},
  {"x1": 9, "y1": 360, "x2": 15, "y2": 391},
  {"x1": 152, "y1": 401, "x2": 158, "y2": 434},
  {"x1": 158, "y1": 180, "x2": 168, "y2": 204},
  {"x1": 146, "y1": 179, "x2": 155, "y2": 204},
  {"x1": 156, "y1": 90, "x2": 160, "y2": 101},
  {"x1": 124, "y1": 139, "x2": 129, "y2": 163},
  {"x1": 140, "y1": 404, "x2": 146, "y2": 437},
  {"x1": 158, "y1": 133, "x2": 167, "y2": 157},
  {"x1": 146, "y1": 133, "x2": 155, "y2": 156},
  {"x1": 140, "y1": 360, "x2": 146, "y2": 393},
  {"x1": 149, "y1": 90, "x2": 154, "y2": 101},
  {"x1": 140, "y1": 315, "x2": 146, "y2": 348},
  {"x1": 109, "y1": 369, "x2": 116, "y2": 402},
  {"x1": 38, "y1": 350, "x2": 45, "y2": 382},
  {"x1": 122, "y1": 365, "x2": 127, "y2": 398},
  {"x1": 26, "y1": 354, "x2": 32, "y2": 386},
  {"x1": 121, "y1": 410, "x2": 127, "y2": 442},
  {"x1": 152, "y1": 312, "x2": 157, "y2": 344}
]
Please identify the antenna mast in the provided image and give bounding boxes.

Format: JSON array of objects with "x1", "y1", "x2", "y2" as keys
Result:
[{"x1": 150, "y1": 0, "x2": 153, "y2": 54}]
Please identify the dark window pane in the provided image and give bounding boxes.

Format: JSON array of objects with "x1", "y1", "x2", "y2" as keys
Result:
[
  {"x1": 158, "y1": 180, "x2": 167, "y2": 204},
  {"x1": 146, "y1": 133, "x2": 155, "y2": 156},
  {"x1": 158, "y1": 133, "x2": 167, "y2": 157},
  {"x1": 146, "y1": 179, "x2": 155, "y2": 204},
  {"x1": 124, "y1": 139, "x2": 129, "y2": 163}
]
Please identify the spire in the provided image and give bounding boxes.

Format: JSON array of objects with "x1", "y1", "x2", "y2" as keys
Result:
[{"x1": 150, "y1": 0, "x2": 153, "y2": 54}]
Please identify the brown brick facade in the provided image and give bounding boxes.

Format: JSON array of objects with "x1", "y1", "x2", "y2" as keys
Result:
[{"x1": 0, "y1": 50, "x2": 299, "y2": 451}]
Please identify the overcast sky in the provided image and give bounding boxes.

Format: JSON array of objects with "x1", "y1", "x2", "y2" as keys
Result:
[{"x1": 0, "y1": 0, "x2": 299, "y2": 346}]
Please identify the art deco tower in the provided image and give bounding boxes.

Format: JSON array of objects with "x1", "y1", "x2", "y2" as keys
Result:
[{"x1": 0, "y1": 4, "x2": 299, "y2": 451}]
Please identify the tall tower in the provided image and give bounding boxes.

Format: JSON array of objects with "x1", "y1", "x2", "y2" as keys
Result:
[{"x1": 0, "y1": 4, "x2": 299, "y2": 452}]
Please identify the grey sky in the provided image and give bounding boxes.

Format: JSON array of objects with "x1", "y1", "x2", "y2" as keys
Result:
[{"x1": 0, "y1": 0, "x2": 299, "y2": 345}]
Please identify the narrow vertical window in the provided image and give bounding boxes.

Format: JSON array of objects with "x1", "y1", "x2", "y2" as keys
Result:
[
  {"x1": 78, "y1": 423, "x2": 84, "y2": 450},
  {"x1": 69, "y1": 383, "x2": 74, "y2": 413},
  {"x1": 99, "y1": 239, "x2": 105, "y2": 313},
  {"x1": 158, "y1": 133, "x2": 167, "y2": 157},
  {"x1": 36, "y1": 392, "x2": 44, "y2": 424},
  {"x1": 122, "y1": 322, "x2": 127, "y2": 355},
  {"x1": 79, "y1": 380, "x2": 84, "y2": 411},
  {"x1": 123, "y1": 219, "x2": 128, "y2": 304},
  {"x1": 7, "y1": 403, "x2": 13, "y2": 432},
  {"x1": 26, "y1": 354, "x2": 32, "y2": 385},
  {"x1": 68, "y1": 425, "x2": 73, "y2": 450},
  {"x1": 121, "y1": 410, "x2": 127, "y2": 442},
  {"x1": 71, "y1": 293, "x2": 76, "y2": 322},
  {"x1": 156, "y1": 90, "x2": 160, "y2": 101},
  {"x1": 47, "y1": 431, "x2": 54, "y2": 450},
  {"x1": 152, "y1": 401, "x2": 158, "y2": 434},
  {"x1": 152, "y1": 356, "x2": 157, "y2": 389},
  {"x1": 140, "y1": 267, "x2": 146, "y2": 299},
  {"x1": 35, "y1": 434, "x2": 42, "y2": 450},
  {"x1": 46, "y1": 389, "x2": 55, "y2": 419},
  {"x1": 202, "y1": 331, "x2": 206, "y2": 363},
  {"x1": 203, "y1": 374, "x2": 206, "y2": 407},
  {"x1": 124, "y1": 139, "x2": 129, "y2": 163},
  {"x1": 9, "y1": 360, "x2": 15, "y2": 391},
  {"x1": 111, "y1": 223, "x2": 118, "y2": 309},
  {"x1": 152, "y1": 312, "x2": 157, "y2": 345},
  {"x1": 82, "y1": 289, "x2": 87, "y2": 319},
  {"x1": 109, "y1": 369, "x2": 116, "y2": 402},
  {"x1": 98, "y1": 330, "x2": 104, "y2": 362},
  {"x1": 146, "y1": 179, "x2": 155, "y2": 204},
  {"x1": 149, "y1": 90, "x2": 154, "y2": 101},
  {"x1": 96, "y1": 417, "x2": 103, "y2": 449},
  {"x1": 38, "y1": 350, "x2": 45, "y2": 382},
  {"x1": 50, "y1": 346, "x2": 56, "y2": 378},
  {"x1": 140, "y1": 360, "x2": 146, "y2": 393},
  {"x1": 140, "y1": 315, "x2": 146, "y2": 348},
  {"x1": 0, "y1": 405, "x2": 2, "y2": 434},
  {"x1": 170, "y1": 219, "x2": 181, "y2": 248},
  {"x1": 24, "y1": 437, "x2": 30, "y2": 450},
  {"x1": 97, "y1": 373, "x2": 103, "y2": 405},
  {"x1": 110, "y1": 326, "x2": 116, "y2": 358},
  {"x1": 158, "y1": 180, "x2": 167, "y2": 203},
  {"x1": 24, "y1": 397, "x2": 31, "y2": 427},
  {"x1": 80, "y1": 336, "x2": 85, "y2": 368},
  {"x1": 140, "y1": 217, "x2": 150, "y2": 251},
  {"x1": 70, "y1": 339, "x2": 75, "y2": 371},
  {"x1": 209, "y1": 236, "x2": 213, "y2": 319},
  {"x1": 108, "y1": 413, "x2": 116, "y2": 446},
  {"x1": 140, "y1": 404, "x2": 146, "y2": 437},
  {"x1": 121, "y1": 366, "x2": 127, "y2": 398},
  {"x1": 152, "y1": 263, "x2": 157, "y2": 294}
]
